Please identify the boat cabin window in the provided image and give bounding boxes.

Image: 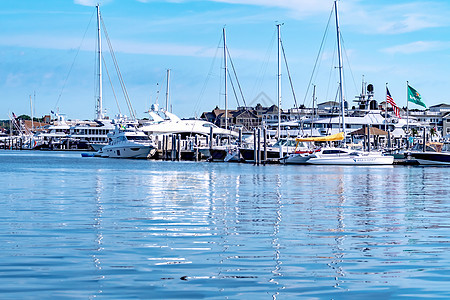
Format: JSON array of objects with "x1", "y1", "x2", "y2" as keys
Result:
[
  {"x1": 322, "y1": 149, "x2": 348, "y2": 154},
  {"x1": 127, "y1": 136, "x2": 150, "y2": 141},
  {"x1": 202, "y1": 123, "x2": 218, "y2": 128}
]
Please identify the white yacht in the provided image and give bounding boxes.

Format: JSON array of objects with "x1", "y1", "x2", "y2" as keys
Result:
[
  {"x1": 306, "y1": 147, "x2": 394, "y2": 165},
  {"x1": 281, "y1": 131, "x2": 394, "y2": 165},
  {"x1": 101, "y1": 125, "x2": 157, "y2": 159},
  {"x1": 280, "y1": 132, "x2": 340, "y2": 165},
  {"x1": 141, "y1": 108, "x2": 238, "y2": 139}
]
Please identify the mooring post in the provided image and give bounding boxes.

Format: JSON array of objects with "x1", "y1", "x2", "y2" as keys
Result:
[
  {"x1": 177, "y1": 134, "x2": 181, "y2": 161},
  {"x1": 263, "y1": 127, "x2": 267, "y2": 163},
  {"x1": 253, "y1": 128, "x2": 257, "y2": 165},
  {"x1": 422, "y1": 127, "x2": 426, "y2": 152},
  {"x1": 195, "y1": 135, "x2": 199, "y2": 162},
  {"x1": 257, "y1": 128, "x2": 261, "y2": 165},
  {"x1": 171, "y1": 135, "x2": 175, "y2": 161}
]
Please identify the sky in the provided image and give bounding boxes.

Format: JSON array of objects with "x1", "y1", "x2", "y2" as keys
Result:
[{"x1": 1, "y1": 0, "x2": 450, "y2": 121}]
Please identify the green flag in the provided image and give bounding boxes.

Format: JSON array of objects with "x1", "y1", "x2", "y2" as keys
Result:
[{"x1": 407, "y1": 84, "x2": 426, "y2": 108}]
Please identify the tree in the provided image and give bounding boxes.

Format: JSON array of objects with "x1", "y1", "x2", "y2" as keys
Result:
[
  {"x1": 18, "y1": 114, "x2": 31, "y2": 120},
  {"x1": 430, "y1": 127, "x2": 436, "y2": 137}
]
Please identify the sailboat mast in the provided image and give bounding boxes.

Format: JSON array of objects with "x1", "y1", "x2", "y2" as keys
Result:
[
  {"x1": 311, "y1": 85, "x2": 316, "y2": 137},
  {"x1": 30, "y1": 94, "x2": 34, "y2": 132},
  {"x1": 223, "y1": 27, "x2": 228, "y2": 130},
  {"x1": 165, "y1": 69, "x2": 170, "y2": 112},
  {"x1": 277, "y1": 23, "x2": 282, "y2": 140},
  {"x1": 334, "y1": 0, "x2": 346, "y2": 141},
  {"x1": 96, "y1": 4, "x2": 103, "y2": 120}
]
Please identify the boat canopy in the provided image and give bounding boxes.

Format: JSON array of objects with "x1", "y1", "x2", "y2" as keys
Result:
[{"x1": 295, "y1": 132, "x2": 344, "y2": 142}]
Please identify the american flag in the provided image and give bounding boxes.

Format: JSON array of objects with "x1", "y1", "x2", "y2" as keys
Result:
[{"x1": 386, "y1": 87, "x2": 400, "y2": 118}]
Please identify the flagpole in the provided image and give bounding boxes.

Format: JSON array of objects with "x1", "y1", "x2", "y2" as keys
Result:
[
  {"x1": 386, "y1": 83, "x2": 390, "y2": 149},
  {"x1": 406, "y1": 81, "x2": 409, "y2": 135},
  {"x1": 385, "y1": 83, "x2": 388, "y2": 133},
  {"x1": 406, "y1": 81, "x2": 409, "y2": 149}
]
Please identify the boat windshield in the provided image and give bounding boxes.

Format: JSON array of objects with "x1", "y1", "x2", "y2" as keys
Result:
[
  {"x1": 272, "y1": 139, "x2": 296, "y2": 147},
  {"x1": 411, "y1": 142, "x2": 443, "y2": 152}
]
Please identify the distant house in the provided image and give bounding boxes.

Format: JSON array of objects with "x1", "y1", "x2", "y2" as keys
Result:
[
  {"x1": 443, "y1": 112, "x2": 450, "y2": 137},
  {"x1": 22, "y1": 119, "x2": 50, "y2": 132},
  {"x1": 233, "y1": 109, "x2": 259, "y2": 130},
  {"x1": 201, "y1": 103, "x2": 281, "y2": 131},
  {"x1": 429, "y1": 103, "x2": 450, "y2": 113}
]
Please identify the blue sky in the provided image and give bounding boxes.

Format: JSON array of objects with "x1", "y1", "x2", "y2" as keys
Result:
[{"x1": 1, "y1": 0, "x2": 450, "y2": 120}]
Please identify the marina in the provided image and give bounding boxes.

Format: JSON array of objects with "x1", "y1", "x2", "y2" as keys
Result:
[{"x1": 2, "y1": 0, "x2": 450, "y2": 298}]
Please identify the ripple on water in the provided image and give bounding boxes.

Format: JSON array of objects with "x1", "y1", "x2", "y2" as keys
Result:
[{"x1": 0, "y1": 152, "x2": 450, "y2": 298}]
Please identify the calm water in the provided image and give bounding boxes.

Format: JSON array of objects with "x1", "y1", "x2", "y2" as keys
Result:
[{"x1": 1, "y1": 150, "x2": 449, "y2": 299}]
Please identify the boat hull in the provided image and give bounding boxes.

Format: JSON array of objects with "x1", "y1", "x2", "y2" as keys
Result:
[
  {"x1": 280, "y1": 153, "x2": 310, "y2": 164},
  {"x1": 102, "y1": 145, "x2": 156, "y2": 159},
  {"x1": 409, "y1": 152, "x2": 450, "y2": 165},
  {"x1": 239, "y1": 148, "x2": 284, "y2": 162},
  {"x1": 307, "y1": 155, "x2": 394, "y2": 165},
  {"x1": 209, "y1": 148, "x2": 228, "y2": 162}
]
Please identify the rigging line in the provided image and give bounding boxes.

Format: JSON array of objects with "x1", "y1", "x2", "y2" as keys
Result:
[
  {"x1": 103, "y1": 22, "x2": 134, "y2": 119},
  {"x1": 54, "y1": 10, "x2": 95, "y2": 111},
  {"x1": 326, "y1": 42, "x2": 337, "y2": 105},
  {"x1": 280, "y1": 37, "x2": 304, "y2": 137},
  {"x1": 280, "y1": 39, "x2": 298, "y2": 110},
  {"x1": 155, "y1": 81, "x2": 163, "y2": 106},
  {"x1": 302, "y1": 6, "x2": 334, "y2": 107},
  {"x1": 102, "y1": 55, "x2": 122, "y2": 115},
  {"x1": 101, "y1": 18, "x2": 136, "y2": 119},
  {"x1": 326, "y1": 86, "x2": 340, "y2": 136},
  {"x1": 194, "y1": 35, "x2": 222, "y2": 116},
  {"x1": 340, "y1": 36, "x2": 359, "y2": 100},
  {"x1": 227, "y1": 68, "x2": 241, "y2": 108},
  {"x1": 226, "y1": 46, "x2": 247, "y2": 107}
]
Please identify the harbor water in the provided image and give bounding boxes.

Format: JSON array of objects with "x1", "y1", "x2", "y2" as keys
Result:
[{"x1": 1, "y1": 150, "x2": 450, "y2": 299}]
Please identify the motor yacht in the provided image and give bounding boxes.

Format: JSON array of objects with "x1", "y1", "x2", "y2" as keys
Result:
[{"x1": 101, "y1": 125, "x2": 157, "y2": 158}]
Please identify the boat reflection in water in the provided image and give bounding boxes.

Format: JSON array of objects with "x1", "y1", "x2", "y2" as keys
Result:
[{"x1": 2, "y1": 151, "x2": 450, "y2": 298}]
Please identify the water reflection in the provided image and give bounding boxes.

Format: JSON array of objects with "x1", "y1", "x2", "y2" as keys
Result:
[{"x1": 2, "y1": 152, "x2": 450, "y2": 298}]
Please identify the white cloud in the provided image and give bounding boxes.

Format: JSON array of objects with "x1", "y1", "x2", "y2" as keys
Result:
[
  {"x1": 0, "y1": 34, "x2": 262, "y2": 60},
  {"x1": 74, "y1": 0, "x2": 113, "y2": 7},
  {"x1": 135, "y1": 0, "x2": 450, "y2": 34},
  {"x1": 211, "y1": 0, "x2": 333, "y2": 16},
  {"x1": 136, "y1": 0, "x2": 337, "y2": 17},
  {"x1": 382, "y1": 41, "x2": 450, "y2": 54},
  {"x1": 339, "y1": 1, "x2": 449, "y2": 35},
  {"x1": 5, "y1": 73, "x2": 24, "y2": 87},
  {"x1": 74, "y1": 0, "x2": 97, "y2": 6}
]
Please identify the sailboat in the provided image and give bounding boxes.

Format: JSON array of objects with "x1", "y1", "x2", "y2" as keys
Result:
[
  {"x1": 288, "y1": 1, "x2": 393, "y2": 165},
  {"x1": 239, "y1": 24, "x2": 301, "y2": 163},
  {"x1": 206, "y1": 27, "x2": 242, "y2": 162}
]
